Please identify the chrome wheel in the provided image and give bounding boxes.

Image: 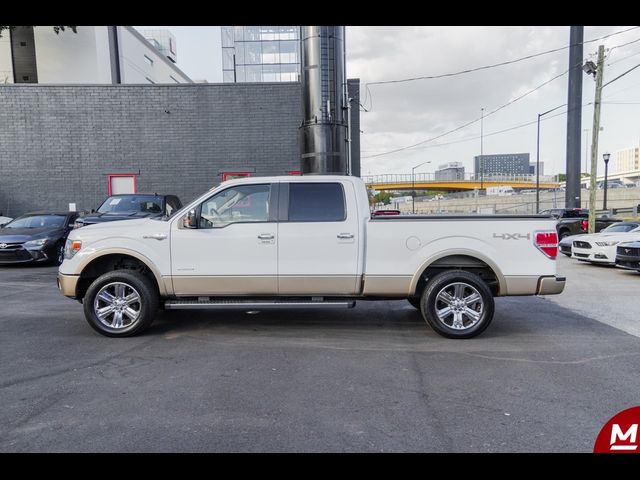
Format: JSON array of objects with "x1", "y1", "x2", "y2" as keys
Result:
[
  {"x1": 434, "y1": 282, "x2": 483, "y2": 331},
  {"x1": 93, "y1": 282, "x2": 142, "y2": 329}
]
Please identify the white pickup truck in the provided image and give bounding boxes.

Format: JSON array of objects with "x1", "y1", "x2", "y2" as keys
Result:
[{"x1": 58, "y1": 175, "x2": 565, "y2": 339}]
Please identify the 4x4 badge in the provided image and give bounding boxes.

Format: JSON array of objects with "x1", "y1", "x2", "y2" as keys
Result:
[{"x1": 493, "y1": 233, "x2": 531, "y2": 240}]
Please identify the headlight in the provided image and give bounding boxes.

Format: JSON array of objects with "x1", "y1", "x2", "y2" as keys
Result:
[
  {"x1": 23, "y1": 238, "x2": 49, "y2": 249},
  {"x1": 64, "y1": 238, "x2": 82, "y2": 259},
  {"x1": 595, "y1": 241, "x2": 620, "y2": 246}
]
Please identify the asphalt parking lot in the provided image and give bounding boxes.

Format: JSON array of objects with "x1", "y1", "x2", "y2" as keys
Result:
[{"x1": 1, "y1": 256, "x2": 639, "y2": 452}]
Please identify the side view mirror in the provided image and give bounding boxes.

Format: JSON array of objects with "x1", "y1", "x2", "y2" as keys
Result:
[{"x1": 183, "y1": 209, "x2": 197, "y2": 229}]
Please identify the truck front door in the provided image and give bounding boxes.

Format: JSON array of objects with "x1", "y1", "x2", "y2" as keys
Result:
[
  {"x1": 170, "y1": 183, "x2": 278, "y2": 295},
  {"x1": 277, "y1": 181, "x2": 360, "y2": 295}
]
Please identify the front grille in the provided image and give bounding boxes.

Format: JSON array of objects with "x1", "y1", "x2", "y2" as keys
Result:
[
  {"x1": 617, "y1": 246, "x2": 640, "y2": 257},
  {"x1": 573, "y1": 241, "x2": 592, "y2": 249},
  {"x1": 0, "y1": 244, "x2": 31, "y2": 262}
]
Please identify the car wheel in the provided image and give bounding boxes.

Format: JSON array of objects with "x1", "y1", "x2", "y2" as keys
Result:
[
  {"x1": 54, "y1": 242, "x2": 65, "y2": 266},
  {"x1": 83, "y1": 270, "x2": 158, "y2": 337},
  {"x1": 420, "y1": 270, "x2": 495, "y2": 339},
  {"x1": 407, "y1": 297, "x2": 421, "y2": 309}
]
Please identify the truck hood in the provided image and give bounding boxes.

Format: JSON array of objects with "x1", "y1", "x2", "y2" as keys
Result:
[{"x1": 578, "y1": 232, "x2": 640, "y2": 243}]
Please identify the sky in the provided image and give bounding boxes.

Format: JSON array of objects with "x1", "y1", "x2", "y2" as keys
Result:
[{"x1": 135, "y1": 26, "x2": 640, "y2": 178}]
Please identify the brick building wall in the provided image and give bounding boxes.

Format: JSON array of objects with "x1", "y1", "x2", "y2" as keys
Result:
[{"x1": 1, "y1": 82, "x2": 364, "y2": 216}]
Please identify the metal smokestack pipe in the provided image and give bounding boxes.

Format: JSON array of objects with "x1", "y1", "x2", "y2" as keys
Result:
[{"x1": 299, "y1": 26, "x2": 348, "y2": 175}]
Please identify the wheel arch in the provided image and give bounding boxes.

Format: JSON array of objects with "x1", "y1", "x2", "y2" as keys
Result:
[
  {"x1": 75, "y1": 249, "x2": 168, "y2": 299},
  {"x1": 409, "y1": 249, "x2": 506, "y2": 297}
]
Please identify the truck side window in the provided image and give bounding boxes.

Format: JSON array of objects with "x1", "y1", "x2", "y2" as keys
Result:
[
  {"x1": 288, "y1": 183, "x2": 346, "y2": 222},
  {"x1": 199, "y1": 184, "x2": 271, "y2": 228}
]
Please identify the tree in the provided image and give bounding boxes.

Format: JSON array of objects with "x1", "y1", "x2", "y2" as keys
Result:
[{"x1": 0, "y1": 26, "x2": 77, "y2": 38}]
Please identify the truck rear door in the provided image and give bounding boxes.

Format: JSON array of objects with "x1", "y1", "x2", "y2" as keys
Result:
[{"x1": 277, "y1": 181, "x2": 360, "y2": 295}]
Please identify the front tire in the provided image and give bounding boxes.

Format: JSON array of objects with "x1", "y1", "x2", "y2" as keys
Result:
[
  {"x1": 83, "y1": 270, "x2": 158, "y2": 337},
  {"x1": 420, "y1": 270, "x2": 495, "y2": 339},
  {"x1": 407, "y1": 297, "x2": 421, "y2": 309}
]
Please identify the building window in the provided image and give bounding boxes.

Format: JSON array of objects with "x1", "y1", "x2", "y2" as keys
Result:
[
  {"x1": 144, "y1": 55, "x2": 154, "y2": 66},
  {"x1": 222, "y1": 172, "x2": 251, "y2": 182},
  {"x1": 22, "y1": 76, "x2": 29, "y2": 81},
  {"x1": 20, "y1": 42, "x2": 27, "y2": 47},
  {"x1": 107, "y1": 174, "x2": 137, "y2": 195}
]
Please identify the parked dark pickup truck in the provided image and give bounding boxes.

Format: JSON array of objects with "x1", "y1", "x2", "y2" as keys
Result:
[
  {"x1": 74, "y1": 194, "x2": 183, "y2": 228},
  {"x1": 540, "y1": 208, "x2": 622, "y2": 239}
]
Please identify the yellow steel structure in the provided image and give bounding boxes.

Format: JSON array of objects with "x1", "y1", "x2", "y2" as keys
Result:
[{"x1": 366, "y1": 179, "x2": 560, "y2": 192}]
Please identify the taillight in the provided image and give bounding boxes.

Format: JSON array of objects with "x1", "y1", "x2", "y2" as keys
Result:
[
  {"x1": 580, "y1": 219, "x2": 588, "y2": 231},
  {"x1": 535, "y1": 231, "x2": 558, "y2": 259}
]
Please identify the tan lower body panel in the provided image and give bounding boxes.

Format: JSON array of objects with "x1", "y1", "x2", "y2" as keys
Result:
[
  {"x1": 171, "y1": 275, "x2": 360, "y2": 296},
  {"x1": 503, "y1": 276, "x2": 540, "y2": 295},
  {"x1": 57, "y1": 273, "x2": 79, "y2": 297},
  {"x1": 172, "y1": 276, "x2": 277, "y2": 296},
  {"x1": 278, "y1": 275, "x2": 359, "y2": 295},
  {"x1": 362, "y1": 275, "x2": 412, "y2": 297}
]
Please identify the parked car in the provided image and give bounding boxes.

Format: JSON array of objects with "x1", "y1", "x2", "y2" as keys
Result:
[
  {"x1": 615, "y1": 241, "x2": 640, "y2": 272},
  {"x1": 560, "y1": 222, "x2": 640, "y2": 257},
  {"x1": 74, "y1": 194, "x2": 182, "y2": 228},
  {"x1": 0, "y1": 214, "x2": 12, "y2": 227},
  {"x1": 571, "y1": 223, "x2": 640, "y2": 265},
  {"x1": 0, "y1": 211, "x2": 79, "y2": 265},
  {"x1": 540, "y1": 208, "x2": 622, "y2": 239},
  {"x1": 371, "y1": 209, "x2": 401, "y2": 216},
  {"x1": 58, "y1": 175, "x2": 565, "y2": 339}
]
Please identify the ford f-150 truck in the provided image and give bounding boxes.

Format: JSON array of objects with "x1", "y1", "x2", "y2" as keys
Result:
[{"x1": 58, "y1": 175, "x2": 565, "y2": 339}]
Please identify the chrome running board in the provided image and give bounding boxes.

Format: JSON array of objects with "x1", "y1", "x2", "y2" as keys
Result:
[{"x1": 164, "y1": 299, "x2": 356, "y2": 310}]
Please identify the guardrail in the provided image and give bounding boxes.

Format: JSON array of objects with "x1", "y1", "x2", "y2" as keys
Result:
[{"x1": 363, "y1": 173, "x2": 557, "y2": 185}]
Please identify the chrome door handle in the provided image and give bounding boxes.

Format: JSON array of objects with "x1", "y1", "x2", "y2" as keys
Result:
[
  {"x1": 258, "y1": 234, "x2": 275, "y2": 240},
  {"x1": 337, "y1": 233, "x2": 354, "y2": 239},
  {"x1": 143, "y1": 233, "x2": 167, "y2": 240}
]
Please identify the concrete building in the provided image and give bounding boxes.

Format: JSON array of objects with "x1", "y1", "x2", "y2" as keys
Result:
[
  {"x1": 0, "y1": 26, "x2": 191, "y2": 84},
  {"x1": 139, "y1": 29, "x2": 177, "y2": 63},
  {"x1": 0, "y1": 81, "x2": 361, "y2": 217},
  {"x1": 529, "y1": 162, "x2": 545, "y2": 175},
  {"x1": 474, "y1": 153, "x2": 530, "y2": 177},
  {"x1": 611, "y1": 146, "x2": 640, "y2": 174},
  {"x1": 435, "y1": 162, "x2": 465, "y2": 181},
  {"x1": 221, "y1": 26, "x2": 301, "y2": 82}
]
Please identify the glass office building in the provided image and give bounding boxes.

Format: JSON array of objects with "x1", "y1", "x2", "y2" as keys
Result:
[{"x1": 221, "y1": 26, "x2": 301, "y2": 83}]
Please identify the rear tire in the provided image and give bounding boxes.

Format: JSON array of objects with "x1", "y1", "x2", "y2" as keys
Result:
[
  {"x1": 83, "y1": 270, "x2": 158, "y2": 337},
  {"x1": 420, "y1": 270, "x2": 494, "y2": 339}
]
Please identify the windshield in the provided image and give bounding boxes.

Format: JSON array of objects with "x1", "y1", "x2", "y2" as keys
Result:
[
  {"x1": 602, "y1": 223, "x2": 640, "y2": 233},
  {"x1": 4, "y1": 214, "x2": 66, "y2": 229},
  {"x1": 98, "y1": 195, "x2": 163, "y2": 214}
]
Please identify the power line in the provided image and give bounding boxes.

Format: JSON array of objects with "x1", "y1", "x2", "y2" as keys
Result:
[
  {"x1": 365, "y1": 26, "x2": 640, "y2": 87},
  {"x1": 362, "y1": 62, "x2": 580, "y2": 159}
]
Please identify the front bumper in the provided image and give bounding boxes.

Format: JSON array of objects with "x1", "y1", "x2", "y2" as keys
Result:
[
  {"x1": 572, "y1": 246, "x2": 615, "y2": 263},
  {"x1": 537, "y1": 275, "x2": 566, "y2": 295},
  {"x1": 616, "y1": 254, "x2": 640, "y2": 271},
  {"x1": 0, "y1": 247, "x2": 50, "y2": 264},
  {"x1": 57, "y1": 272, "x2": 79, "y2": 298}
]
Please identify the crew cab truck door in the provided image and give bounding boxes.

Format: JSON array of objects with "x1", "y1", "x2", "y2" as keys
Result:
[
  {"x1": 277, "y1": 181, "x2": 360, "y2": 295},
  {"x1": 170, "y1": 183, "x2": 278, "y2": 295}
]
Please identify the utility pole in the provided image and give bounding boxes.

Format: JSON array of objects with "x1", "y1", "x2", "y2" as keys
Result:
[{"x1": 587, "y1": 45, "x2": 605, "y2": 234}]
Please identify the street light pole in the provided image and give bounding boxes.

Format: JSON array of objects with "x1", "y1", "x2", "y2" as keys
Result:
[
  {"x1": 411, "y1": 160, "x2": 431, "y2": 214},
  {"x1": 536, "y1": 104, "x2": 565, "y2": 213},
  {"x1": 603, "y1": 152, "x2": 610, "y2": 210},
  {"x1": 480, "y1": 107, "x2": 484, "y2": 190}
]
